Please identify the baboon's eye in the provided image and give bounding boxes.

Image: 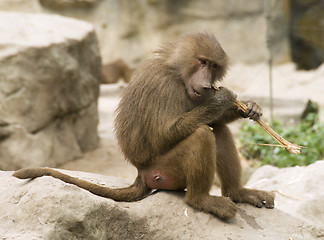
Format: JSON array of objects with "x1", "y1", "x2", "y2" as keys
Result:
[
  {"x1": 199, "y1": 59, "x2": 207, "y2": 65},
  {"x1": 210, "y1": 63, "x2": 218, "y2": 70}
]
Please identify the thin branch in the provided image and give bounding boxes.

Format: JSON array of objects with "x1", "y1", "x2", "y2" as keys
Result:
[
  {"x1": 235, "y1": 99, "x2": 302, "y2": 155},
  {"x1": 247, "y1": 143, "x2": 306, "y2": 148},
  {"x1": 211, "y1": 83, "x2": 302, "y2": 155}
]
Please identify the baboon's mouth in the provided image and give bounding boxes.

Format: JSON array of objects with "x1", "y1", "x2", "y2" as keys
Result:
[{"x1": 194, "y1": 90, "x2": 201, "y2": 97}]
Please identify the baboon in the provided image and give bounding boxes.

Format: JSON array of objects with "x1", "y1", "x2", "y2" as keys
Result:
[
  {"x1": 101, "y1": 59, "x2": 132, "y2": 84},
  {"x1": 13, "y1": 33, "x2": 274, "y2": 220}
]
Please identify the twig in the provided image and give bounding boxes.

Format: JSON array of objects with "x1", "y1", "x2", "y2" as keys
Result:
[
  {"x1": 248, "y1": 143, "x2": 287, "y2": 148},
  {"x1": 211, "y1": 83, "x2": 302, "y2": 155},
  {"x1": 274, "y1": 189, "x2": 302, "y2": 201},
  {"x1": 235, "y1": 99, "x2": 302, "y2": 155}
]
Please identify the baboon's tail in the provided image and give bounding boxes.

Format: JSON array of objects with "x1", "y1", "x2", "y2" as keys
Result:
[{"x1": 13, "y1": 168, "x2": 151, "y2": 202}]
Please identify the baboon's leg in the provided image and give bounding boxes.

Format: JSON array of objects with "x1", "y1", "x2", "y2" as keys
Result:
[
  {"x1": 213, "y1": 125, "x2": 274, "y2": 209},
  {"x1": 144, "y1": 125, "x2": 237, "y2": 219}
]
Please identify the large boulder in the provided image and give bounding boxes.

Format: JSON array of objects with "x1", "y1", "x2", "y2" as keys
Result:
[
  {"x1": 246, "y1": 160, "x2": 324, "y2": 230},
  {"x1": 1, "y1": 170, "x2": 323, "y2": 239},
  {"x1": 0, "y1": 12, "x2": 101, "y2": 170}
]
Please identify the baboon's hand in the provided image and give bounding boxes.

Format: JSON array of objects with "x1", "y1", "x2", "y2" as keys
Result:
[
  {"x1": 210, "y1": 87, "x2": 236, "y2": 108},
  {"x1": 241, "y1": 101, "x2": 262, "y2": 121}
]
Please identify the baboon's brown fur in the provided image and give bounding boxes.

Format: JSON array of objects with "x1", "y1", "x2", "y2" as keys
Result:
[
  {"x1": 13, "y1": 33, "x2": 274, "y2": 220},
  {"x1": 101, "y1": 59, "x2": 132, "y2": 84}
]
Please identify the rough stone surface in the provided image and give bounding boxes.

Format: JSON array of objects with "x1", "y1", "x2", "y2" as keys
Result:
[
  {"x1": 1, "y1": 170, "x2": 324, "y2": 240},
  {"x1": 0, "y1": 12, "x2": 101, "y2": 170},
  {"x1": 246, "y1": 160, "x2": 324, "y2": 230}
]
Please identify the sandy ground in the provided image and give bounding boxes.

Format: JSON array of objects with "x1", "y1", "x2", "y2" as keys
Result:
[{"x1": 60, "y1": 62, "x2": 324, "y2": 183}]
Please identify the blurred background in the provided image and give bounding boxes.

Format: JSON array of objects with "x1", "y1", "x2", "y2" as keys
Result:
[{"x1": 1, "y1": 0, "x2": 322, "y2": 68}]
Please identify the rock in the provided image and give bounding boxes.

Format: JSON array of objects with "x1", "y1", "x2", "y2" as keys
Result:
[
  {"x1": 246, "y1": 160, "x2": 324, "y2": 230},
  {"x1": 0, "y1": 12, "x2": 101, "y2": 170},
  {"x1": 1, "y1": 170, "x2": 323, "y2": 239}
]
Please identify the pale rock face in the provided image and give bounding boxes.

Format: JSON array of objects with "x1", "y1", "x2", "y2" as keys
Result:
[
  {"x1": 1, "y1": 169, "x2": 324, "y2": 239},
  {"x1": 0, "y1": 12, "x2": 101, "y2": 170},
  {"x1": 246, "y1": 160, "x2": 324, "y2": 230}
]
